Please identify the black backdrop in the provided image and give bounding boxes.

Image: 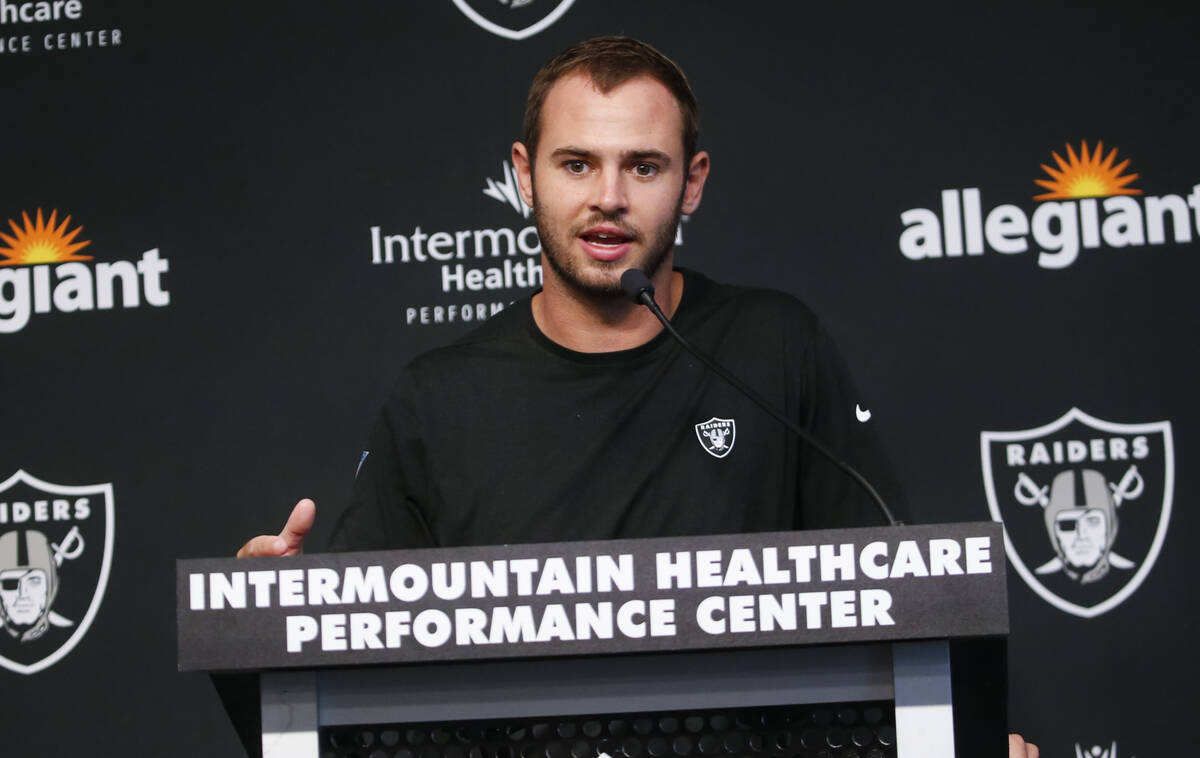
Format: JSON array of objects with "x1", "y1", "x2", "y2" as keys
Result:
[{"x1": 1, "y1": 2, "x2": 1195, "y2": 755}]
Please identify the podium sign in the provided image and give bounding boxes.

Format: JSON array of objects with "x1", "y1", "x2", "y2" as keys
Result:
[{"x1": 177, "y1": 522, "x2": 1006, "y2": 672}]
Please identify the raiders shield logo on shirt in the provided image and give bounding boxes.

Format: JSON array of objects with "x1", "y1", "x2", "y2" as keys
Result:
[
  {"x1": 0, "y1": 470, "x2": 114, "y2": 674},
  {"x1": 980, "y1": 408, "x2": 1173, "y2": 618},
  {"x1": 695, "y1": 417, "x2": 736, "y2": 459}
]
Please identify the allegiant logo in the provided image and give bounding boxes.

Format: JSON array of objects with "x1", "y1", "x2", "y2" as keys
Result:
[
  {"x1": 0, "y1": 209, "x2": 169, "y2": 334},
  {"x1": 898, "y1": 141, "x2": 1200, "y2": 269}
]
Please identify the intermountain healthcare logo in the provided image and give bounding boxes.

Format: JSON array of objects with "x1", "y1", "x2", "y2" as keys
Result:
[
  {"x1": 1076, "y1": 742, "x2": 1134, "y2": 758},
  {"x1": 451, "y1": 0, "x2": 575, "y2": 40},
  {"x1": 980, "y1": 408, "x2": 1172, "y2": 618},
  {"x1": 0, "y1": 208, "x2": 169, "y2": 334},
  {"x1": 0, "y1": 470, "x2": 113, "y2": 674},
  {"x1": 0, "y1": 0, "x2": 124, "y2": 56},
  {"x1": 483, "y1": 160, "x2": 532, "y2": 220},
  {"x1": 899, "y1": 141, "x2": 1200, "y2": 269},
  {"x1": 369, "y1": 161, "x2": 543, "y2": 326}
]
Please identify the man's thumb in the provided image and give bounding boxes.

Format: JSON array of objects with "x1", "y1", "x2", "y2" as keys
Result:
[{"x1": 279, "y1": 498, "x2": 316, "y2": 552}]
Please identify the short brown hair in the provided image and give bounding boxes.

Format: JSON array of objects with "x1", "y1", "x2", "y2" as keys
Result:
[{"x1": 523, "y1": 36, "x2": 700, "y2": 164}]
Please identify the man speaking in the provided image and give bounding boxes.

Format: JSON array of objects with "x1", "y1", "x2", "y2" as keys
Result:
[{"x1": 237, "y1": 36, "x2": 1036, "y2": 757}]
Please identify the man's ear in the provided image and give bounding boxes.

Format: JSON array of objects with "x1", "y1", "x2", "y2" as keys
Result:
[
  {"x1": 681, "y1": 150, "x2": 710, "y2": 215},
  {"x1": 512, "y1": 141, "x2": 535, "y2": 209}
]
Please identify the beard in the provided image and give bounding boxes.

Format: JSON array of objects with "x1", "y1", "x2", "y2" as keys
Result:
[{"x1": 534, "y1": 196, "x2": 682, "y2": 299}]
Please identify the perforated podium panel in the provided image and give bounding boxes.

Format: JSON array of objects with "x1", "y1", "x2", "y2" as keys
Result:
[
  {"x1": 259, "y1": 643, "x2": 956, "y2": 758},
  {"x1": 319, "y1": 699, "x2": 898, "y2": 758}
]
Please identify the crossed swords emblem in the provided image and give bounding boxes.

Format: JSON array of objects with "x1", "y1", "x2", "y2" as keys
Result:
[
  {"x1": 43, "y1": 526, "x2": 85, "y2": 629},
  {"x1": 1012, "y1": 465, "x2": 1143, "y2": 575}
]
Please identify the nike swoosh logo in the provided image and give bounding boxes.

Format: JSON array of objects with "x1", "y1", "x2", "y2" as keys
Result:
[{"x1": 855, "y1": 404, "x2": 872, "y2": 423}]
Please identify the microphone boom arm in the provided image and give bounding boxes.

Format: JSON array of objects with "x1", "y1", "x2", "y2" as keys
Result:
[{"x1": 620, "y1": 269, "x2": 901, "y2": 527}]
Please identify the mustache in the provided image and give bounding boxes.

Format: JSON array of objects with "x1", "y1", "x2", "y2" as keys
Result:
[{"x1": 574, "y1": 214, "x2": 641, "y2": 240}]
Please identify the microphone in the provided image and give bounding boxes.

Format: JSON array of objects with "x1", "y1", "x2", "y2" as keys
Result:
[{"x1": 620, "y1": 269, "x2": 901, "y2": 526}]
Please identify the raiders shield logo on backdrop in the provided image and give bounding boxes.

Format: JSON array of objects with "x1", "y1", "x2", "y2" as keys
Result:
[
  {"x1": 451, "y1": 0, "x2": 575, "y2": 40},
  {"x1": 695, "y1": 417, "x2": 736, "y2": 459},
  {"x1": 980, "y1": 408, "x2": 1173, "y2": 618},
  {"x1": 0, "y1": 470, "x2": 113, "y2": 674}
]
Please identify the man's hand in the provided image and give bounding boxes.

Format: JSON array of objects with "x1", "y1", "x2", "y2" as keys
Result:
[
  {"x1": 236, "y1": 499, "x2": 316, "y2": 557},
  {"x1": 1009, "y1": 734, "x2": 1039, "y2": 758}
]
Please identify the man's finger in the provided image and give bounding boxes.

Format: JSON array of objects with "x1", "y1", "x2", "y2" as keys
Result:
[
  {"x1": 1009, "y1": 734, "x2": 1039, "y2": 758},
  {"x1": 236, "y1": 534, "x2": 288, "y2": 558},
  {"x1": 278, "y1": 498, "x2": 316, "y2": 554}
]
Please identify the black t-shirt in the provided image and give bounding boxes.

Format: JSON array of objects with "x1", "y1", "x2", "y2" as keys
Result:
[{"x1": 330, "y1": 269, "x2": 905, "y2": 551}]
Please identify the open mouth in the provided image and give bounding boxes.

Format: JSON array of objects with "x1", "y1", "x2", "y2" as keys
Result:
[{"x1": 579, "y1": 227, "x2": 635, "y2": 260}]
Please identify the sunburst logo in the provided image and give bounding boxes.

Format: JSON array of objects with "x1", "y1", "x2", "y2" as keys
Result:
[
  {"x1": 1034, "y1": 141, "x2": 1141, "y2": 201},
  {"x1": 0, "y1": 209, "x2": 92, "y2": 267}
]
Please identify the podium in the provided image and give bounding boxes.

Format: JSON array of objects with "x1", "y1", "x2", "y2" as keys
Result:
[{"x1": 179, "y1": 523, "x2": 1009, "y2": 758}]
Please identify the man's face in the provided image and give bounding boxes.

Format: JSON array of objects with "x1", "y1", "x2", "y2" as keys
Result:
[
  {"x1": 1054, "y1": 508, "x2": 1109, "y2": 568},
  {"x1": 513, "y1": 73, "x2": 709, "y2": 297},
  {"x1": 0, "y1": 568, "x2": 48, "y2": 626}
]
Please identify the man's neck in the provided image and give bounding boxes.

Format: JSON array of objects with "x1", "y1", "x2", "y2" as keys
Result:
[{"x1": 532, "y1": 266, "x2": 683, "y2": 353}]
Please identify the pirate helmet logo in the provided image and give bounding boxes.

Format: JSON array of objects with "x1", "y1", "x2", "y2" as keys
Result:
[
  {"x1": 1041, "y1": 469, "x2": 1128, "y2": 584},
  {"x1": 0, "y1": 471, "x2": 113, "y2": 674},
  {"x1": 0, "y1": 530, "x2": 63, "y2": 642},
  {"x1": 981, "y1": 408, "x2": 1172, "y2": 618},
  {"x1": 451, "y1": 0, "x2": 576, "y2": 41}
]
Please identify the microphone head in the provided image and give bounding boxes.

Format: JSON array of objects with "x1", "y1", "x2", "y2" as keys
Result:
[{"x1": 620, "y1": 269, "x2": 655, "y2": 304}]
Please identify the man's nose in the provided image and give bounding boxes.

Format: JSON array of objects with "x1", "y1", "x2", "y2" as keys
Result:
[{"x1": 590, "y1": 169, "x2": 628, "y2": 215}]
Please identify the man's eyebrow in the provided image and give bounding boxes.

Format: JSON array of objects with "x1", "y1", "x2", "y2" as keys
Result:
[
  {"x1": 547, "y1": 147, "x2": 673, "y2": 166},
  {"x1": 549, "y1": 146, "x2": 595, "y2": 160},
  {"x1": 626, "y1": 150, "x2": 672, "y2": 166}
]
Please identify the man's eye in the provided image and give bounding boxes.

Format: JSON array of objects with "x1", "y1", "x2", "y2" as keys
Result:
[
  {"x1": 633, "y1": 163, "x2": 658, "y2": 178},
  {"x1": 564, "y1": 160, "x2": 588, "y2": 174}
]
